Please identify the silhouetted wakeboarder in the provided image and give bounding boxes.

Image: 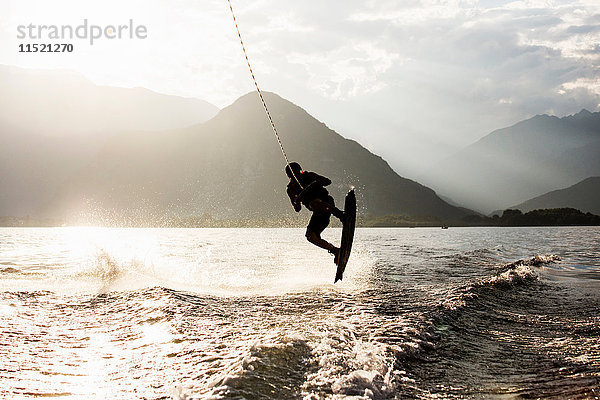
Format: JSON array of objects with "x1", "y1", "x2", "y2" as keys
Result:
[
  {"x1": 226, "y1": 0, "x2": 356, "y2": 281},
  {"x1": 285, "y1": 162, "x2": 346, "y2": 262}
]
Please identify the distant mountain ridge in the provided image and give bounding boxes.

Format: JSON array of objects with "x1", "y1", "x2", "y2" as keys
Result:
[
  {"x1": 0, "y1": 65, "x2": 219, "y2": 135},
  {"x1": 509, "y1": 177, "x2": 600, "y2": 215},
  {"x1": 422, "y1": 109, "x2": 600, "y2": 213},
  {"x1": 0, "y1": 65, "x2": 219, "y2": 216},
  {"x1": 43, "y1": 92, "x2": 473, "y2": 223}
]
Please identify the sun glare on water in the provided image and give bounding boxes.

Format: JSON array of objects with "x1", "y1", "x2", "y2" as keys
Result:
[{"x1": 0, "y1": 227, "x2": 373, "y2": 296}]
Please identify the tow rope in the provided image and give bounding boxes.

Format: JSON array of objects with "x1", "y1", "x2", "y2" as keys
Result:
[{"x1": 225, "y1": 0, "x2": 303, "y2": 188}]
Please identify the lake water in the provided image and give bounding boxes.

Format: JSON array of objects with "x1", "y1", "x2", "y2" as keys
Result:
[{"x1": 1, "y1": 226, "x2": 599, "y2": 399}]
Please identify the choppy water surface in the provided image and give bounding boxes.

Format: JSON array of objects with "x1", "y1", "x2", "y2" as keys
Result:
[{"x1": 0, "y1": 227, "x2": 599, "y2": 399}]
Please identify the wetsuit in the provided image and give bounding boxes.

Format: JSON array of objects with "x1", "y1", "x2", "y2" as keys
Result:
[{"x1": 287, "y1": 171, "x2": 336, "y2": 236}]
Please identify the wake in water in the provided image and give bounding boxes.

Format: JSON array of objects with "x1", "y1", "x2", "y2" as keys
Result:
[{"x1": 1, "y1": 227, "x2": 599, "y2": 399}]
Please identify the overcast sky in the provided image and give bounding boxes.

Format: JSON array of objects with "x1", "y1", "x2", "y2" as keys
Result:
[{"x1": 1, "y1": 0, "x2": 599, "y2": 179}]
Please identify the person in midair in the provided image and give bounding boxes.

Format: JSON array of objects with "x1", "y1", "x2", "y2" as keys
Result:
[{"x1": 285, "y1": 162, "x2": 345, "y2": 262}]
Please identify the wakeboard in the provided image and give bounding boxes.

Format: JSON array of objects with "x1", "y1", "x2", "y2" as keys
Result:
[{"x1": 334, "y1": 189, "x2": 356, "y2": 283}]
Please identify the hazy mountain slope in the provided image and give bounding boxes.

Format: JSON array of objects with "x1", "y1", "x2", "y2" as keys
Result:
[
  {"x1": 510, "y1": 177, "x2": 600, "y2": 215},
  {"x1": 47, "y1": 92, "x2": 472, "y2": 223},
  {"x1": 0, "y1": 65, "x2": 219, "y2": 216},
  {"x1": 421, "y1": 110, "x2": 600, "y2": 213},
  {"x1": 0, "y1": 127, "x2": 104, "y2": 216},
  {"x1": 0, "y1": 65, "x2": 219, "y2": 135}
]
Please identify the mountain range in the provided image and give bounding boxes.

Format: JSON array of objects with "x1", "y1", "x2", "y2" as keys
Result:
[
  {"x1": 421, "y1": 110, "x2": 600, "y2": 213},
  {"x1": 0, "y1": 65, "x2": 218, "y2": 135},
  {"x1": 508, "y1": 177, "x2": 600, "y2": 215},
  {"x1": 43, "y1": 92, "x2": 472, "y2": 223},
  {"x1": 0, "y1": 65, "x2": 218, "y2": 216},
  {"x1": 0, "y1": 66, "x2": 472, "y2": 223},
  {"x1": 3, "y1": 65, "x2": 597, "y2": 225}
]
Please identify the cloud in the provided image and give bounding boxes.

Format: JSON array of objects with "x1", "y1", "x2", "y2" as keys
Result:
[
  {"x1": 240, "y1": 0, "x2": 600, "y2": 178},
  {"x1": 228, "y1": 0, "x2": 599, "y2": 115}
]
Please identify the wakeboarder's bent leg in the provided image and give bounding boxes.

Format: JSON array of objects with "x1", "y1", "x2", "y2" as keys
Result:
[
  {"x1": 306, "y1": 231, "x2": 340, "y2": 264},
  {"x1": 306, "y1": 231, "x2": 336, "y2": 252},
  {"x1": 305, "y1": 202, "x2": 341, "y2": 263}
]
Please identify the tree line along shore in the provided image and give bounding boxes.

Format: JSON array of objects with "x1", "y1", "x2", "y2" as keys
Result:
[{"x1": 1, "y1": 208, "x2": 598, "y2": 228}]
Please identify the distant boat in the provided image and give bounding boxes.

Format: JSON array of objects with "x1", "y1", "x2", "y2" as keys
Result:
[{"x1": 441, "y1": 225, "x2": 449, "y2": 229}]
